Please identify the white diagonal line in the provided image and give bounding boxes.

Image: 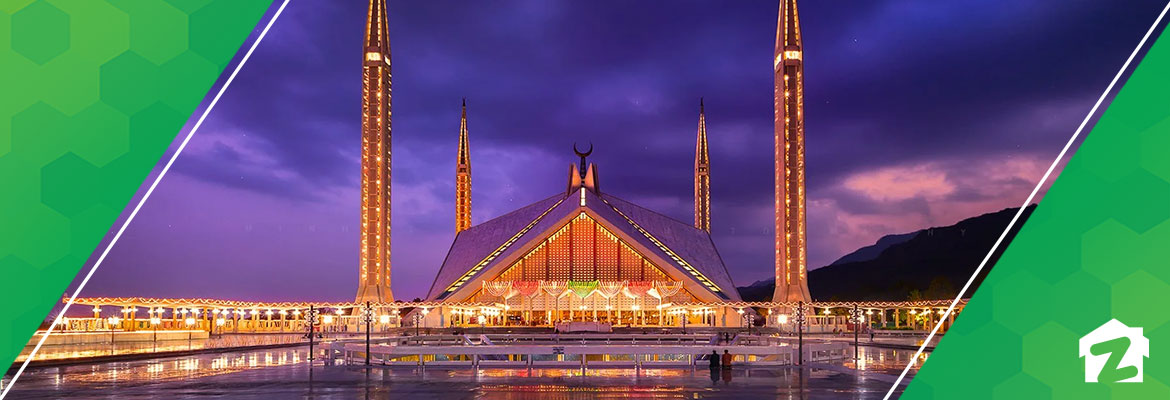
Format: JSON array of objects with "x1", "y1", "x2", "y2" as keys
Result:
[
  {"x1": 883, "y1": 2, "x2": 1170, "y2": 398},
  {"x1": 0, "y1": 1, "x2": 290, "y2": 397}
]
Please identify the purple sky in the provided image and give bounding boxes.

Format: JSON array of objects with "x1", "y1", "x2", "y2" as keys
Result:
[{"x1": 76, "y1": 0, "x2": 1164, "y2": 302}]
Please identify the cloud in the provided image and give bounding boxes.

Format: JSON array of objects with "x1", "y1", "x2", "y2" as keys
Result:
[
  {"x1": 82, "y1": 0, "x2": 1165, "y2": 301},
  {"x1": 808, "y1": 154, "x2": 1052, "y2": 267},
  {"x1": 843, "y1": 163, "x2": 955, "y2": 202}
]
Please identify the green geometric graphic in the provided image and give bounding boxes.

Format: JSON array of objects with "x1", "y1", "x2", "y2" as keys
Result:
[
  {"x1": 903, "y1": 20, "x2": 1170, "y2": 400},
  {"x1": 0, "y1": 0, "x2": 271, "y2": 376}
]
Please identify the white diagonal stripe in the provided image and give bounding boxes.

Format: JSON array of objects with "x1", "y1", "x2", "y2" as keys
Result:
[
  {"x1": 883, "y1": 2, "x2": 1170, "y2": 398},
  {"x1": 0, "y1": 1, "x2": 290, "y2": 397}
]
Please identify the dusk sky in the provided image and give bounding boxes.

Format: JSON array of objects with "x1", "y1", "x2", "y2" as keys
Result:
[{"x1": 77, "y1": 0, "x2": 1165, "y2": 302}]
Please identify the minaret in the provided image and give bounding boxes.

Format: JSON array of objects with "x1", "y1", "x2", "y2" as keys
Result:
[
  {"x1": 694, "y1": 98, "x2": 711, "y2": 233},
  {"x1": 356, "y1": 0, "x2": 393, "y2": 303},
  {"x1": 773, "y1": 0, "x2": 812, "y2": 303},
  {"x1": 455, "y1": 98, "x2": 472, "y2": 234}
]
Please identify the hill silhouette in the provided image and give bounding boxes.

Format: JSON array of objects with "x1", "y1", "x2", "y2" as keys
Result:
[{"x1": 738, "y1": 205, "x2": 1036, "y2": 301}]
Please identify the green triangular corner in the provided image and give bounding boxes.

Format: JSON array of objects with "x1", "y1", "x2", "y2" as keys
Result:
[
  {"x1": 903, "y1": 18, "x2": 1170, "y2": 400},
  {"x1": 0, "y1": 0, "x2": 273, "y2": 377}
]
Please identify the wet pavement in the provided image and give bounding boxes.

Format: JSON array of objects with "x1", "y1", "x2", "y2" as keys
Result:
[
  {"x1": 3, "y1": 345, "x2": 922, "y2": 399},
  {"x1": 14, "y1": 333, "x2": 307, "y2": 363}
]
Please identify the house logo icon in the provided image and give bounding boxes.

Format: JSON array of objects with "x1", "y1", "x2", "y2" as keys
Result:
[{"x1": 1078, "y1": 319, "x2": 1149, "y2": 383}]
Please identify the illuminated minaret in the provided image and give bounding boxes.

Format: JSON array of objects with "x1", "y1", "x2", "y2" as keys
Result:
[
  {"x1": 356, "y1": 0, "x2": 393, "y2": 303},
  {"x1": 455, "y1": 98, "x2": 472, "y2": 233},
  {"x1": 694, "y1": 98, "x2": 711, "y2": 233},
  {"x1": 773, "y1": 0, "x2": 811, "y2": 303}
]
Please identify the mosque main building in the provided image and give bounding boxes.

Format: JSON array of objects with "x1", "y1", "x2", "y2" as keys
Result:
[
  {"x1": 69, "y1": 0, "x2": 962, "y2": 334},
  {"x1": 354, "y1": 0, "x2": 810, "y2": 327}
]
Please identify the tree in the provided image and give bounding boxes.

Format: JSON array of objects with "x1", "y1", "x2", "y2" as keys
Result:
[{"x1": 925, "y1": 276, "x2": 957, "y2": 300}]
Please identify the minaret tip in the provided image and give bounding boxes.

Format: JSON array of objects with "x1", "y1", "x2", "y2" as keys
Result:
[
  {"x1": 695, "y1": 96, "x2": 711, "y2": 233},
  {"x1": 456, "y1": 97, "x2": 472, "y2": 233}
]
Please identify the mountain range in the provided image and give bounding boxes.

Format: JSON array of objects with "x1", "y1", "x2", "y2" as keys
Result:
[{"x1": 737, "y1": 205, "x2": 1036, "y2": 302}]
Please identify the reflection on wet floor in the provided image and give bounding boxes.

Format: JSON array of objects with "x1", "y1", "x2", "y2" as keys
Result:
[
  {"x1": 844, "y1": 346, "x2": 929, "y2": 375},
  {"x1": 15, "y1": 333, "x2": 307, "y2": 363},
  {"x1": 3, "y1": 345, "x2": 921, "y2": 399}
]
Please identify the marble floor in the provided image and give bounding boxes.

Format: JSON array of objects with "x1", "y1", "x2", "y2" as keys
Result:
[{"x1": 3, "y1": 345, "x2": 922, "y2": 399}]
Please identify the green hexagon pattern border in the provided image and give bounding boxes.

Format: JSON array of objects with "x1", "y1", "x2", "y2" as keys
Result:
[
  {"x1": 0, "y1": 0, "x2": 272, "y2": 377},
  {"x1": 903, "y1": 16, "x2": 1170, "y2": 400}
]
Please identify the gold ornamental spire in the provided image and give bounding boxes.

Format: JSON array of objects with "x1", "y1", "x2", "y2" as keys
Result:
[
  {"x1": 455, "y1": 98, "x2": 472, "y2": 233},
  {"x1": 356, "y1": 0, "x2": 394, "y2": 302},
  {"x1": 694, "y1": 98, "x2": 711, "y2": 232},
  {"x1": 773, "y1": 0, "x2": 811, "y2": 303}
]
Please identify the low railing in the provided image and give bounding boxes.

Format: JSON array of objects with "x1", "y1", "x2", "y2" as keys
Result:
[{"x1": 327, "y1": 334, "x2": 850, "y2": 368}]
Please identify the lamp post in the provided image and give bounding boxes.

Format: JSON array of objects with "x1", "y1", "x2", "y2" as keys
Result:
[
  {"x1": 360, "y1": 301, "x2": 376, "y2": 366},
  {"x1": 150, "y1": 317, "x2": 161, "y2": 351},
  {"x1": 420, "y1": 308, "x2": 430, "y2": 336},
  {"x1": 794, "y1": 301, "x2": 806, "y2": 365},
  {"x1": 304, "y1": 306, "x2": 322, "y2": 364},
  {"x1": 865, "y1": 309, "x2": 874, "y2": 338},
  {"x1": 185, "y1": 317, "x2": 196, "y2": 350},
  {"x1": 106, "y1": 316, "x2": 121, "y2": 355},
  {"x1": 848, "y1": 305, "x2": 862, "y2": 361}
]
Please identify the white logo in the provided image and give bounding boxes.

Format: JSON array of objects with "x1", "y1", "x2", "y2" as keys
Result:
[{"x1": 1078, "y1": 319, "x2": 1148, "y2": 383}]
